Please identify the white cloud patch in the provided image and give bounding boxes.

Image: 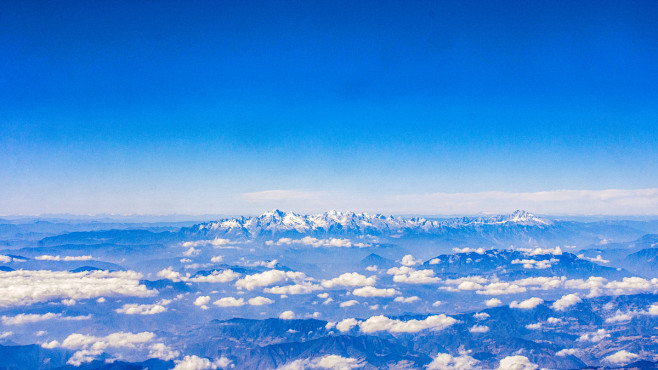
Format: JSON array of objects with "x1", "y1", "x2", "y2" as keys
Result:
[
  {"x1": 387, "y1": 266, "x2": 440, "y2": 284},
  {"x1": 277, "y1": 354, "x2": 363, "y2": 370},
  {"x1": 577, "y1": 329, "x2": 610, "y2": 342},
  {"x1": 321, "y1": 273, "x2": 376, "y2": 288},
  {"x1": 116, "y1": 300, "x2": 171, "y2": 315},
  {"x1": 336, "y1": 318, "x2": 359, "y2": 332},
  {"x1": 552, "y1": 294, "x2": 582, "y2": 311},
  {"x1": 46, "y1": 331, "x2": 157, "y2": 366},
  {"x1": 235, "y1": 270, "x2": 306, "y2": 290},
  {"x1": 485, "y1": 298, "x2": 503, "y2": 307},
  {"x1": 279, "y1": 310, "x2": 295, "y2": 320},
  {"x1": 511, "y1": 258, "x2": 555, "y2": 269},
  {"x1": 339, "y1": 300, "x2": 359, "y2": 308},
  {"x1": 394, "y1": 296, "x2": 420, "y2": 304},
  {"x1": 213, "y1": 297, "x2": 245, "y2": 307},
  {"x1": 173, "y1": 355, "x2": 232, "y2": 370},
  {"x1": 264, "y1": 282, "x2": 323, "y2": 295},
  {"x1": 189, "y1": 270, "x2": 241, "y2": 283},
  {"x1": 427, "y1": 352, "x2": 480, "y2": 369},
  {"x1": 352, "y1": 286, "x2": 399, "y2": 297},
  {"x1": 248, "y1": 296, "x2": 274, "y2": 306},
  {"x1": 469, "y1": 325, "x2": 490, "y2": 333},
  {"x1": 182, "y1": 238, "x2": 231, "y2": 248},
  {"x1": 2, "y1": 313, "x2": 90, "y2": 325},
  {"x1": 577, "y1": 254, "x2": 610, "y2": 264},
  {"x1": 35, "y1": 255, "x2": 93, "y2": 261},
  {"x1": 359, "y1": 314, "x2": 456, "y2": 334},
  {"x1": 400, "y1": 254, "x2": 421, "y2": 266},
  {"x1": 0, "y1": 270, "x2": 156, "y2": 307},
  {"x1": 273, "y1": 237, "x2": 367, "y2": 248},
  {"x1": 496, "y1": 355, "x2": 538, "y2": 370},
  {"x1": 510, "y1": 297, "x2": 544, "y2": 309},
  {"x1": 452, "y1": 247, "x2": 486, "y2": 255},
  {"x1": 604, "y1": 350, "x2": 639, "y2": 366}
]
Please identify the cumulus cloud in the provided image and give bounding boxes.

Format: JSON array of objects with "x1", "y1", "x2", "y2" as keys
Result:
[
  {"x1": 2, "y1": 313, "x2": 90, "y2": 325},
  {"x1": 469, "y1": 325, "x2": 490, "y2": 333},
  {"x1": 189, "y1": 270, "x2": 241, "y2": 283},
  {"x1": 603, "y1": 350, "x2": 639, "y2": 366},
  {"x1": 194, "y1": 296, "x2": 210, "y2": 308},
  {"x1": 264, "y1": 282, "x2": 323, "y2": 295},
  {"x1": 182, "y1": 238, "x2": 231, "y2": 248},
  {"x1": 279, "y1": 310, "x2": 295, "y2": 320},
  {"x1": 511, "y1": 258, "x2": 555, "y2": 269},
  {"x1": 577, "y1": 329, "x2": 610, "y2": 342},
  {"x1": 336, "y1": 318, "x2": 359, "y2": 332},
  {"x1": 148, "y1": 342, "x2": 180, "y2": 361},
  {"x1": 173, "y1": 355, "x2": 232, "y2": 370},
  {"x1": 340, "y1": 300, "x2": 359, "y2": 308},
  {"x1": 556, "y1": 348, "x2": 578, "y2": 357},
  {"x1": 46, "y1": 331, "x2": 157, "y2": 366},
  {"x1": 35, "y1": 255, "x2": 93, "y2": 261},
  {"x1": 577, "y1": 254, "x2": 609, "y2": 264},
  {"x1": 352, "y1": 286, "x2": 399, "y2": 297},
  {"x1": 359, "y1": 314, "x2": 456, "y2": 334},
  {"x1": 605, "y1": 310, "x2": 637, "y2": 323},
  {"x1": 525, "y1": 323, "x2": 542, "y2": 330},
  {"x1": 496, "y1": 355, "x2": 538, "y2": 370},
  {"x1": 321, "y1": 273, "x2": 376, "y2": 288},
  {"x1": 387, "y1": 266, "x2": 440, "y2": 284},
  {"x1": 452, "y1": 247, "x2": 486, "y2": 255},
  {"x1": 210, "y1": 256, "x2": 223, "y2": 263},
  {"x1": 248, "y1": 296, "x2": 274, "y2": 306},
  {"x1": 273, "y1": 236, "x2": 367, "y2": 248},
  {"x1": 648, "y1": 303, "x2": 658, "y2": 315},
  {"x1": 277, "y1": 354, "x2": 363, "y2": 370},
  {"x1": 510, "y1": 297, "x2": 544, "y2": 309},
  {"x1": 485, "y1": 298, "x2": 503, "y2": 307},
  {"x1": 552, "y1": 294, "x2": 582, "y2": 311},
  {"x1": 235, "y1": 270, "x2": 306, "y2": 290},
  {"x1": 213, "y1": 297, "x2": 245, "y2": 307},
  {"x1": 394, "y1": 296, "x2": 420, "y2": 304},
  {"x1": 400, "y1": 255, "x2": 421, "y2": 266},
  {"x1": 473, "y1": 312, "x2": 489, "y2": 320},
  {"x1": 427, "y1": 352, "x2": 480, "y2": 369},
  {"x1": 476, "y1": 282, "x2": 526, "y2": 296},
  {"x1": 0, "y1": 270, "x2": 156, "y2": 307},
  {"x1": 116, "y1": 300, "x2": 170, "y2": 315}
]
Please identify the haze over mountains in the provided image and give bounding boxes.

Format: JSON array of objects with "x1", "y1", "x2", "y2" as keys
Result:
[{"x1": 1, "y1": 210, "x2": 658, "y2": 369}]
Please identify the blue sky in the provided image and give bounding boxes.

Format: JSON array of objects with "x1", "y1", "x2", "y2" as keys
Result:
[{"x1": 1, "y1": 0, "x2": 657, "y2": 215}]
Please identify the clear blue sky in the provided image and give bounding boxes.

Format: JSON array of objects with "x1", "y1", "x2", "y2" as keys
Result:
[{"x1": 1, "y1": 0, "x2": 657, "y2": 215}]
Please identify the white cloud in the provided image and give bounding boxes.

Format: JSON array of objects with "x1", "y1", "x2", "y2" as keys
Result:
[
  {"x1": 577, "y1": 329, "x2": 610, "y2": 342},
  {"x1": 277, "y1": 354, "x2": 363, "y2": 370},
  {"x1": 173, "y1": 355, "x2": 232, "y2": 370},
  {"x1": 473, "y1": 312, "x2": 489, "y2": 320},
  {"x1": 213, "y1": 297, "x2": 245, "y2": 307},
  {"x1": 648, "y1": 303, "x2": 658, "y2": 315},
  {"x1": 183, "y1": 247, "x2": 200, "y2": 257},
  {"x1": 359, "y1": 314, "x2": 456, "y2": 334},
  {"x1": 336, "y1": 318, "x2": 359, "y2": 332},
  {"x1": 604, "y1": 350, "x2": 639, "y2": 366},
  {"x1": 194, "y1": 296, "x2": 210, "y2": 307},
  {"x1": 400, "y1": 255, "x2": 421, "y2": 266},
  {"x1": 394, "y1": 296, "x2": 420, "y2": 303},
  {"x1": 279, "y1": 310, "x2": 295, "y2": 320},
  {"x1": 352, "y1": 286, "x2": 399, "y2": 297},
  {"x1": 485, "y1": 298, "x2": 503, "y2": 307},
  {"x1": 321, "y1": 272, "x2": 376, "y2": 288},
  {"x1": 235, "y1": 270, "x2": 306, "y2": 290},
  {"x1": 35, "y1": 255, "x2": 93, "y2": 261},
  {"x1": 248, "y1": 296, "x2": 274, "y2": 306},
  {"x1": 525, "y1": 323, "x2": 542, "y2": 330},
  {"x1": 365, "y1": 265, "x2": 378, "y2": 272},
  {"x1": 148, "y1": 343, "x2": 180, "y2": 361},
  {"x1": 427, "y1": 352, "x2": 480, "y2": 369},
  {"x1": 469, "y1": 325, "x2": 490, "y2": 333},
  {"x1": 496, "y1": 355, "x2": 538, "y2": 370},
  {"x1": 116, "y1": 300, "x2": 170, "y2": 315},
  {"x1": 387, "y1": 266, "x2": 440, "y2": 284},
  {"x1": 210, "y1": 256, "x2": 223, "y2": 263},
  {"x1": 47, "y1": 331, "x2": 156, "y2": 366},
  {"x1": 577, "y1": 254, "x2": 609, "y2": 264},
  {"x1": 556, "y1": 348, "x2": 578, "y2": 357},
  {"x1": 339, "y1": 300, "x2": 359, "y2": 308},
  {"x1": 432, "y1": 301, "x2": 443, "y2": 307},
  {"x1": 182, "y1": 238, "x2": 231, "y2": 248},
  {"x1": 452, "y1": 247, "x2": 486, "y2": 255},
  {"x1": 158, "y1": 267, "x2": 189, "y2": 282},
  {"x1": 605, "y1": 310, "x2": 636, "y2": 323},
  {"x1": 0, "y1": 270, "x2": 156, "y2": 307},
  {"x1": 274, "y1": 236, "x2": 367, "y2": 248},
  {"x1": 189, "y1": 270, "x2": 240, "y2": 283},
  {"x1": 2, "y1": 313, "x2": 90, "y2": 325},
  {"x1": 264, "y1": 282, "x2": 323, "y2": 295},
  {"x1": 0, "y1": 255, "x2": 11, "y2": 263},
  {"x1": 552, "y1": 294, "x2": 582, "y2": 311},
  {"x1": 510, "y1": 297, "x2": 543, "y2": 309},
  {"x1": 511, "y1": 258, "x2": 554, "y2": 269},
  {"x1": 477, "y1": 282, "x2": 526, "y2": 296},
  {"x1": 0, "y1": 331, "x2": 12, "y2": 339}
]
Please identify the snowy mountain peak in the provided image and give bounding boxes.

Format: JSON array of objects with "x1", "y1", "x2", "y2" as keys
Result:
[{"x1": 191, "y1": 210, "x2": 553, "y2": 238}]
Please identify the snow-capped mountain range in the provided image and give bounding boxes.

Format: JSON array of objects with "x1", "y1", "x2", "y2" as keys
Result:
[{"x1": 186, "y1": 209, "x2": 552, "y2": 238}]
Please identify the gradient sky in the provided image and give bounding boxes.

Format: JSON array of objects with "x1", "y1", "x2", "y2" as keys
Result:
[{"x1": 1, "y1": 0, "x2": 657, "y2": 215}]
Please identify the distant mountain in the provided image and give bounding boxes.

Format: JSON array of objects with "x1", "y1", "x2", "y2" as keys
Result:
[
  {"x1": 424, "y1": 249, "x2": 630, "y2": 279},
  {"x1": 183, "y1": 210, "x2": 553, "y2": 238}
]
